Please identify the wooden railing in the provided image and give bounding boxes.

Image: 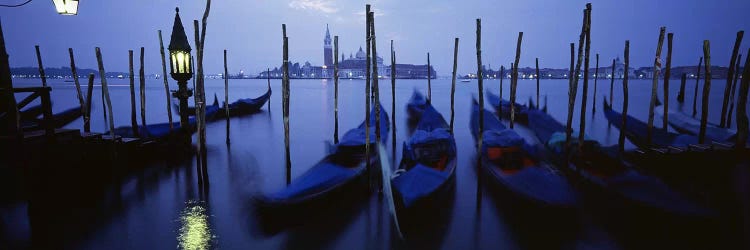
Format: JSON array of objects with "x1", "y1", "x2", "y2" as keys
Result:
[{"x1": 1, "y1": 86, "x2": 54, "y2": 141}]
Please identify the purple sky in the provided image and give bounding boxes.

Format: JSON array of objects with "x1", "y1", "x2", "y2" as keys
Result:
[{"x1": 1, "y1": 0, "x2": 749, "y2": 76}]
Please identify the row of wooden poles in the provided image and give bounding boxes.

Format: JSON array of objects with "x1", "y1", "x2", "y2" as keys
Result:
[
  {"x1": 475, "y1": 3, "x2": 749, "y2": 153},
  {"x1": 27, "y1": 1, "x2": 217, "y2": 188}
]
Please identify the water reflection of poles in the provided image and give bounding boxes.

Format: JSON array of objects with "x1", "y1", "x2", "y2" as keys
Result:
[{"x1": 535, "y1": 58, "x2": 540, "y2": 108}]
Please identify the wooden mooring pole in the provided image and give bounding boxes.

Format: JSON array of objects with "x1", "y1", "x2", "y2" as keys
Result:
[
  {"x1": 735, "y1": 48, "x2": 750, "y2": 149},
  {"x1": 427, "y1": 52, "x2": 432, "y2": 100},
  {"x1": 84, "y1": 74, "x2": 94, "y2": 133},
  {"x1": 567, "y1": 42, "x2": 575, "y2": 147},
  {"x1": 536, "y1": 58, "x2": 540, "y2": 108},
  {"x1": 282, "y1": 24, "x2": 291, "y2": 185},
  {"x1": 334, "y1": 36, "x2": 340, "y2": 144},
  {"x1": 619, "y1": 41, "x2": 630, "y2": 153},
  {"x1": 95, "y1": 47, "x2": 115, "y2": 140},
  {"x1": 224, "y1": 49, "x2": 230, "y2": 145},
  {"x1": 371, "y1": 11, "x2": 381, "y2": 148},
  {"x1": 693, "y1": 57, "x2": 703, "y2": 117},
  {"x1": 678, "y1": 73, "x2": 687, "y2": 103},
  {"x1": 499, "y1": 65, "x2": 504, "y2": 103},
  {"x1": 476, "y1": 18, "x2": 484, "y2": 150},
  {"x1": 663, "y1": 33, "x2": 673, "y2": 130},
  {"x1": 193, "y1": 21, "x2": 204, "y2": 186},
  {"x1": 647, "y1": 27, "x2": 666, "y2": 146},
  {"x1": 609, "y1": 58, "x2": 615, "y2": 107},
  {"x1": 364, "y1": 5, "x2": 371, "y2": 189},
  {"x1": 579, "y1": 4, "x2": 592, "y2": 149},
  {"x1": 721, "y1": 31, "x2": 743, "y2": 128},
  {"x1": 391, "y1": 40, "x2": 397, "y2": 152},
  {"x1": 139, "y1": 47, "x2": 146, "y2": 133},
  {"x1": 158, "y1": 30, "x2": 174, "y2": 132},
  {"x1": 35, "y1": 45, "x2": 46, "y2": 87},
  {"x1": 727, "y1": 54, "x2": 742, "y2": 126},
  {"x1": 593, "y1": 54, "x2": 599, "y2": 113},
  {"x1": 699, "y1": 41, "x2": 712, "y2": 144},
  {"x1": 129, "y1": 50, "x2": 139, "y2": 137},
  {"x1": 450, "y1": 38, "x2": 458, "y2": 133},
  {"x1": 567, "y1": 4, "x2": 588, "y2": 148},
  {"x1": 510, "y1": 32, "x2": 523, "y2": 129},
  {"x1": 68, "y1": 48, "x2": 85, "y2": 119}
]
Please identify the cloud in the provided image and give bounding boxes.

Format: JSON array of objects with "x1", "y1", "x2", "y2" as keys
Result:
[{"x1": 289, "y1": 0, "x2": 338, "y2": 14}]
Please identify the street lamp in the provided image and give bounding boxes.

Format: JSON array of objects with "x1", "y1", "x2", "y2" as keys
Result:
[
  {"x1": 52, "y1": 0, "x2": 79, "y2": 15},
  {"x1": 168, "y1": 7, "x2": 193, "y2": 134}
]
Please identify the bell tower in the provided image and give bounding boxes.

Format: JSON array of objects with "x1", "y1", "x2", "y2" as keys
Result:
[{"x1": 323, "y1": 24, "x2": 333, "y2": 68}]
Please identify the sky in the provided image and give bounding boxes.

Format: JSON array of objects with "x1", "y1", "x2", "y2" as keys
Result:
[{"x1": 0, "y1": 0, "x2": 749, "y2": 76}]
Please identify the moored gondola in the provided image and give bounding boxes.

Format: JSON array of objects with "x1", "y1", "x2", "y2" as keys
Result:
[
  {"x1": 470, "y1": 99, "x2": 576, "y2": 208},
  {"x1": 603, "y1": 99, "x2": 698, "y2": 147},
  {"x1": 254, "y1": 104, "x2": 389, "y2": 233},
  {"x1": 389, "y1": 96, "x2": 457, "y2": 237}
]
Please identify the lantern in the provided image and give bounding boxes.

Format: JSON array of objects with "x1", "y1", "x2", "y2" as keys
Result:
[{"x1": 52, "y1": 0, "x2": 78, "y2": 15}]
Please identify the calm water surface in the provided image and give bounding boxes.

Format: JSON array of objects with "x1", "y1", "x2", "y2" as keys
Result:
[{"x1": 2, "y1": 76, "x2": 746, "y2": 249}]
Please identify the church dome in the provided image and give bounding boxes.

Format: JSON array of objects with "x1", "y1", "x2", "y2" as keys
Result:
[{"x1": 355, "y1": 46, "x2": 366, "y2": 59}]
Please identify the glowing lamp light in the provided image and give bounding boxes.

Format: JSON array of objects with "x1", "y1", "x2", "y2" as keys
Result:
[
  {"x1": 168, "y1": 7, "x2": 193, "y2": 81},
  {"x1": 53, "y1": 0, "x2": 78, "y2": 15}
]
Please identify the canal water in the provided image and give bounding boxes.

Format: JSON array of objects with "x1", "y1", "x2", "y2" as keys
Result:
[{"x1": 1, "y1": 76, "x2": 746, "y2": 249}]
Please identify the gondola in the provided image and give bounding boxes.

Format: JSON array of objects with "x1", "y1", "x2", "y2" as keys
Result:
[
  {"x1": 603, "y1": 99, "x2": 698, "y2": 147},
  {"x1": 485, "y1": 91, "x2": 544, "y2": 124},
  {"x1": 470, "y1": 99, "x2": 576, "y2": 208},
  {"x1": 178, "y1": 87, "x2": 271, "y2": 121},
  {"x1": 513, "y1": 99, "x2": 713, "y2": 218},
  {"x1": 389, "y1": 97, "x2": 457, "y2": 235},
  {"x1": 20, "y1": 105, "x2": 83, "y2": 131},
  {"x1": 654, "y1": 106, "x2": 740, "y2": 143},
  {"x1": 110, "y1": 102, "x2": 220, "y2": 140},
  {"x1": 405, "y1": 90, "x2": 429, "y2": 123},
  {"x1": 255, "y1": 104, "x2": 389, "y2": 232}
]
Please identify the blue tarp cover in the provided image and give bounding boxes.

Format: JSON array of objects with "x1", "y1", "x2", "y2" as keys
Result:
[
  {"x1": 266, "y1": 161, "x2": 362, "y2": 200},
  {"x1": 392, "y1": 164, "x2": 450, "y2": 207}
]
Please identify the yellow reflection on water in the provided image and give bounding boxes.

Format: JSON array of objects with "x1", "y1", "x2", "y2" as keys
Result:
[{"x1": 178, "y1": 201, "x2": 214, "y2": 250}]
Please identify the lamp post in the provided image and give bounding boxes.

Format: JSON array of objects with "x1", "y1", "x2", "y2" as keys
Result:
[
  {"x1": 168, "y1": 7, "x2": 193, "y2": 137},
  {"x1": 52, "y1": 0, "x2": 79, "y2": 15}
]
